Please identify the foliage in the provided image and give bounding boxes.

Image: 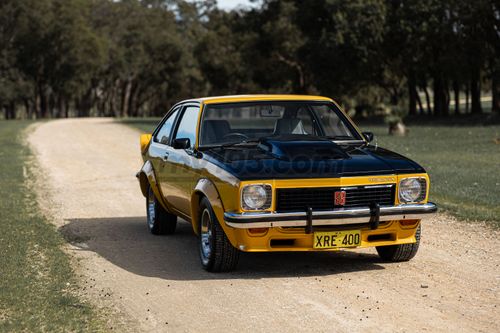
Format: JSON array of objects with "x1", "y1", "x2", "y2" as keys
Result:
[
  {"x1": 0, "y1": 0, "x2": 499, "y2": 119},
  {"x1": 384, "y1": 105, "x2": 404, "y2": 125}
]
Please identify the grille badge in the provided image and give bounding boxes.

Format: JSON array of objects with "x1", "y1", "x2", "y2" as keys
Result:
[{"x1": 334, "y1": 191, "x2": 346, "y2": 206}]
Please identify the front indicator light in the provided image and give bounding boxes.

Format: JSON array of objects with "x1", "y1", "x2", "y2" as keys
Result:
[
  {"x1": 400, "y1": 219, "x2": 420, "y2": 227},
  {"x1": 248, "y1": 228, "x2": 268, "y2": 234}
]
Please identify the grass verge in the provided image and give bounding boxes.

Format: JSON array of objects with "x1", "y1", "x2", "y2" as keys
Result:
[
  {"x1": 121, "y1": 118, "x2": 500, "y2": 226},
  {"x1": 0, "y1": 121, "x2": 106, "y2": 332},
  {"x1": 119, "y1": 118, "x2": 161, "y2": 133},
  {"x1": 362, "y1": 125, "x2": 500, "y2": 226}
]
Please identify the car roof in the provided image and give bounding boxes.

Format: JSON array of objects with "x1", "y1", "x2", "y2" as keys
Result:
[{"x1": 177, "y1": 94, "x2": 334, "y2": 105}]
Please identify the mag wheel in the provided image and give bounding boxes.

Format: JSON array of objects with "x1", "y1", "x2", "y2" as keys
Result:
[
  {"x1": 376, "y1": 224, "x2": 421, "y2": 262},
  {"x1": 198, "y1": 197, "x2": 239, "y2": 272},
  {"x1": 146, "y1": 186, "x2": 177, "y2": 235}
]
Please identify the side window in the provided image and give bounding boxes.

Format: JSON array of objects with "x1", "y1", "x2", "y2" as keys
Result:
[
  {"x1": 155, "y1": 107, "x2": 180, "y2": 144},
  {"x1": 174, "y1": 106, "x2": 199, "y2": 149}
]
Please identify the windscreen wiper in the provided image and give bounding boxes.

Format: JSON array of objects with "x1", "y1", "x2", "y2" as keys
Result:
[
  {"x1": 214, "y1": 138, "x2": 262, "y2": 150},
  {"x1": 324, "y1": 135, "x2": 359, "y2": 141}
]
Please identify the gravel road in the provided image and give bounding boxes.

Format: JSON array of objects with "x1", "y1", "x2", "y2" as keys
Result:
[{"x1": 28, "y1": 118, "x2": 499, "y2": 333}]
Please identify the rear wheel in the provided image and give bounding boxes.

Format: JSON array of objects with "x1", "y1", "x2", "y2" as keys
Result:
[
  {"x1": 146, "y1": 186, "x2": 177, "y2": 235},
  {"x1": 199, "y1": 197, "x2": 239, "y2": 272},
  {"x1": 376, "y1": 224, "x2": 421, "y2": 262}
]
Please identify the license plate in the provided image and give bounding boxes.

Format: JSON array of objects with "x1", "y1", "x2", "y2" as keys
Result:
[{"x1": 313, "y1": 230, "x2": 361, "y2": 249}]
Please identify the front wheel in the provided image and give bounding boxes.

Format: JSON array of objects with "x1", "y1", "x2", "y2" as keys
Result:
[
  {"x1": 198, "y1": 197, "x2": 239, "y2": 272},
  {"x1": 146, "y1": 186, "x2": 177, "y2": 235},
  {"x1": 376, "y1": 224, "x2": 421, "y2": 262}
]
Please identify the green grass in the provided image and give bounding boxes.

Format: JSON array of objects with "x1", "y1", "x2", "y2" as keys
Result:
[
  {"x1": 0, "y1": 121, "x2": 107, "y2": 332},
  {"x1": 121, "y1": 118, "x2": 500, "y2": 225},
  {"x1": 362, "y1": 125, "x2": 500, "y2": 225},
  {"x1": 119, "y1": 118, "x2": 161, "y2": 133}
]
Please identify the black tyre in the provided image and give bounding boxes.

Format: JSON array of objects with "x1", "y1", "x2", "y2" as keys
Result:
[
  {"x1": 198, "y1": 197, "x2": 239, "y2": 272},
  {"x1": 376, "y1": 224, "x2": 421, "y2": 262},
  {"x1": 146, "y1": 186, "x2": 177, "y2": 235}
]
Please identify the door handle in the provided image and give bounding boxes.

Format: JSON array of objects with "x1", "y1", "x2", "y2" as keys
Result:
[{"x1": 162, "y1": 152, "x2": 169, "y2": 161}]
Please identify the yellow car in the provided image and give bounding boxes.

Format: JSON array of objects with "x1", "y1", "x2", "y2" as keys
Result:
[{"x1": 137, "y1": 95, "x2": 437, "y2": 272}]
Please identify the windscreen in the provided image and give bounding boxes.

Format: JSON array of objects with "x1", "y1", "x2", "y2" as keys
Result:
[{"x1": 199, "y1": 101, "x2": 361, "y2": 146}]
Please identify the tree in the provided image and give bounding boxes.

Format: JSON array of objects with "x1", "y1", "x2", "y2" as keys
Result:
[
  {"x1": 296, "y1": 0, "x2": 387, "y2": 99},
  {"x1": 0, "y1": 0, "x2": 498, "y2": 119}
]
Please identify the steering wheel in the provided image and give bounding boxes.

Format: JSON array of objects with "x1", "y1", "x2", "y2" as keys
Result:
[{"x1": 222, "y1": 133, "x2": 249, "y2": 142}]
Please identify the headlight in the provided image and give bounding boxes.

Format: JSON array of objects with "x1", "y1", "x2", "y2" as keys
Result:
[
  {"x1": 241, "y1": 184, "x2": 272, "y2": 210},
  {"x1": 399, "y1": 178, "x2": 426, "y2": 203}
]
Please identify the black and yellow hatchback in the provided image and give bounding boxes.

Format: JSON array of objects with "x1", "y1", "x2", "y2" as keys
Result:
[{"x1": 136, "y1": 95, "x2": 437, "y2": 272}]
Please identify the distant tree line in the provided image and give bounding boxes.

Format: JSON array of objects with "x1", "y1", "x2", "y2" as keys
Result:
[{"x1": 0, "y1": 0, "x2": 499, "y2": 119}]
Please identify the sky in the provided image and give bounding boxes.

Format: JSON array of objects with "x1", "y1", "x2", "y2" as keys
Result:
[{"x1": 217, "y1": 0, "x2": 258, "y2": 10}]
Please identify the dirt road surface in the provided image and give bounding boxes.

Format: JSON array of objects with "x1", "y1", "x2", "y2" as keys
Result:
[{"x1": 28, "y1": 118, "x2": 499, "y2": 333}]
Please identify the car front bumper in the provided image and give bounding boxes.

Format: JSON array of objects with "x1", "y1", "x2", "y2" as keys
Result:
[{"x1": 224, "y1": 203, "x2": 437, "y2": 229}]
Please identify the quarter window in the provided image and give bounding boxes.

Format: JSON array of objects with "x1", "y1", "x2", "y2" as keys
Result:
[
  {"x1": 174, "y1": 106, "x2": 199, "y2": 149},
  {"x1": 155, "y1": 107, "x2": 180, "y2": 144},
  {"x1": 311, "y1": 104, "x2": 353, "y2": 138}
]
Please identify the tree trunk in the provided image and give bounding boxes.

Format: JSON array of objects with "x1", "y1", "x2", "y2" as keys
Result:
[
  {"x1": 3, "y1": 105, "x2": 10, "y2": 119},
  {"x1": 121, "y1": 78, "x2": 133, "y2": 118},
  {"x1": 112, "y1": 79, "x2": 121, "y2": 117},
  {"x1": 433, "y1": 76, "x2": 446, "y2": 116},
  {"x1": 416, "y1": 91, "x2": 424, "y2": 114},
  {"x1": 408, "y1": 70, "x2": 417, "y2": 116},
  {"x1": 443, "y1": 80, "x2": 450, "y2": 116},
  {"x1": 492, "y1": 69, "x2": 500, "y2": 113},
  {"x1": 105, "y1": 90, "x2": 112, "y2": 117},
  {"x1": 24, "y1": 99, "x2": 32, "y2": 119},
  {"x1": 65, "y1": 99, "x2": 69, "y2": 118},
  {"x1": 58, "y1": 95, "x2": 65, "y2": 118},
  {"x1": 34, "y1": 83, "x2": 41, "y2": 119},
  {"x1": 465, "y1": 83, "x2": 470, "y2": 113},
  {"x1": 423, "y1": 84, "x2": 432, "y2": 115},
  {"x1": 94, "y1": 88, "x2": 102, "y2": 118},
  {"x1": 470, "y1": 72, "x2": 482, "y2": 114},
  {"x1": 39, "y1": 84, "x2": 49, "y2": 119},
  {"x1": 453, "y1": 80, "x2": 460, "y2": 114},
  {"x1": 3, "y1": 102, "x2": 16, "y2": 119},
  {"x1": 79, "y1": 89, "x2": 93, "y2": 117},
  {"x1": 128, "y1": 82, "x2": 140, "y2": 117},
  {"x1": 416, "y1": 93, "x2": 425, "y2": 115},
  {"x1": 49, "y1": 93, "x2": 56, "y2": 118},
  {"x1": 389, "y1": 86, "x2": 401, "y2": 106}
]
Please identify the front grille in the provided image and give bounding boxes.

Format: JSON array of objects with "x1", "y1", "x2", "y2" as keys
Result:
[{"x1": 275, "y1": 185, "x2": 395, "y2": 212}]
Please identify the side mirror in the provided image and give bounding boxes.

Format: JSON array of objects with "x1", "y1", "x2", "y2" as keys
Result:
[
  {"x1": 140, "y1": 134, "x2": 152, "y2": 153},
  {"x1": 172, "y1": 138, "x2": 191, "y2": 149},
  {"x1": 362, "y1": 131, "x2": 374, "y2": 142}
]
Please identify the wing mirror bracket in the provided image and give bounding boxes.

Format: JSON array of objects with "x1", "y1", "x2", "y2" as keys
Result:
[{"x1": 362, "y1": 131, "x2": 375, "y2": 142}]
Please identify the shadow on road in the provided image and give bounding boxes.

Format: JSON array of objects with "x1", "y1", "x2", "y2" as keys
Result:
[{"x1": 60, "y1": 216, "x2": 385, "y2": 280}]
